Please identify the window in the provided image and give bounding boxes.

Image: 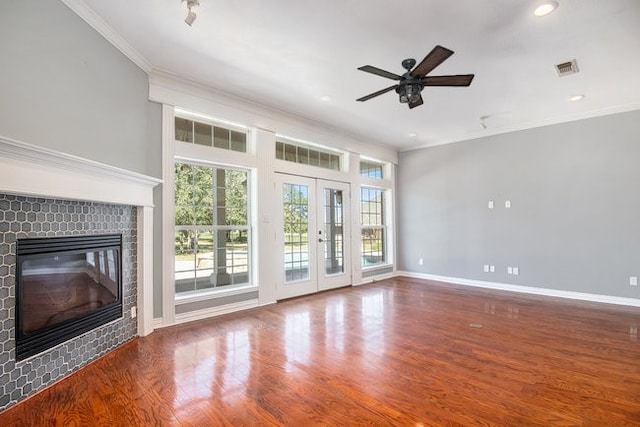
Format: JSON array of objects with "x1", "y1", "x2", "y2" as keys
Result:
[
  {"x1": 360, "y1": 160, "x2": 384, "y2": 179},
  {"x1": 276, "y1": 141, "x2": 340, "y2": 171},
  {"x1": 175, "y1": 117, "x2": 247, "y2": 153},
  {"x1": 174, "y1": 162, "x2": 250, "y2": 294},
  {"x1": 361, "y1": 187, "x2": 385, "y2": 267}
]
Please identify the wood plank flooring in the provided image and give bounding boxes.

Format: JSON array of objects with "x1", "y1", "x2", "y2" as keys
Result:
[{"x1": 3, "y1": 277, "x2": 640, "y2": 425}]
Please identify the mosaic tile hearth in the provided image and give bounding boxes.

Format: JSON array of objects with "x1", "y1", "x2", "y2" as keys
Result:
[{"x1": 0, "y1": 193, "x2": 137, "y2": 411}]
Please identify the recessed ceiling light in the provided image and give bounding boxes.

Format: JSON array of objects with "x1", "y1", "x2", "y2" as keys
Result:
[
  {"x1": 569, "y1": 94, "x2": 584, "y2": 102},
  {"x1": 534, "y1": 1, "x2": 559, "y2": 17},
  {"x1": 408, "y1": 133, "x2": 417, "y2": 137},
  {"x1": 320, "y1": 95, "x2": 331, "y2": 102}
]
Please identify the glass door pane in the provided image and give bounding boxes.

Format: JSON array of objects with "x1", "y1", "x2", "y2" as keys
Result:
[
  {"x1": 282, "y1": 183, "x2": 310, "y2": 282},
  {"x1": 317, "y1": 180, "x2": 351, "y2": 292},
  {"x1": 322, "y1": 188, "x2": 344, "y2": 275},
  {"x1": 276, "y1": 174, "x2": 318, "y2": 300}
]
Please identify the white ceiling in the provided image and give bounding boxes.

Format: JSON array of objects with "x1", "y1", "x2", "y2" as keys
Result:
[{"x1": 70, "y1": 0, "x2": 640, "y2": 151}]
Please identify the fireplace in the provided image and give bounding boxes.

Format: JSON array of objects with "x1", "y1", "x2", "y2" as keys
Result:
[{"x1": 16, "y1": 234, "x2": 123, "y2": 360}]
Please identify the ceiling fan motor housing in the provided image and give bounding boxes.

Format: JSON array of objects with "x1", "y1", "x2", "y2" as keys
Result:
[{"x1": 401, "y1": 58, "x2": 417, "y2": 71}]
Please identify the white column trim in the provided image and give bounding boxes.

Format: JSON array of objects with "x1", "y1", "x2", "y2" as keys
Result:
[
  {"x1": 137, "y1": 206, "x2": 155, "y2": 336},
  {"x1": 161, "y1": 105, "x2": 177, "y2": 326}
]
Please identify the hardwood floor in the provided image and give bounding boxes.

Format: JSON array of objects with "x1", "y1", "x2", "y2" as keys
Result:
[{"x1": 3, "y1": 277, "x2": 640, "y2": 425}]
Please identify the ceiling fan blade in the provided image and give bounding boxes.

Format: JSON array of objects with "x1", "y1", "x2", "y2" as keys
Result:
[
  {"x1": 411, "y1": 45, "x2": 454, "y2": 77},
  {"x1": 357, "y1": 85, "x2": 398, "y2": 102},
  {"x1": 422, "y1": 74, "x2": 475, "y2": 86},
  {"x1": 357, "y1": 65, "x2": 402, "y2": 81},
  {"x1": 408, "y1": 94, "x2": 424, "y2": 109}
]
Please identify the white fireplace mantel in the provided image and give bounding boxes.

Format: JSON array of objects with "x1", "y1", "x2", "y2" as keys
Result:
[{"x1": 0, "y1": 135, "x2": 162, "y2": 336}]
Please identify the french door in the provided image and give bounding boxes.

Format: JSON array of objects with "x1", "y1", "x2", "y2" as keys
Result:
[{"x1": 275, "y1": 174, "x2": 351, "y2": 300}]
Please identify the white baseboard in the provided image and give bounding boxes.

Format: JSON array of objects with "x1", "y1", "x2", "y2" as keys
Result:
[
  {"x1": 398, "y1": 271, "x2": 640, "y2": 308},
  {"x1": 174, "y1": 299, "x2": 259, "y2": 326},
  {"x1": 153, "y1": 318, "x2": 164, "y2": 329}
]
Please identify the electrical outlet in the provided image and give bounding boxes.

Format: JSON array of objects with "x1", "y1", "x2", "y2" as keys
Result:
[
  {"x1": 483, "y1": 264, "x2": 489, "y2": 273},
  {"x1": 513, "y1": 267, "x2": 519, "y2": 276},
  {"x1": 131, "y1": 307, "x2": 137, "y2": 319},
  {"x1": 631, "y1": 277, "x2": 638, "y2": 286},
  {"x1": 505, "y1": 200, "x2": 511, "y2": 208},
  {"x1": 418, "y1": 258, "x2": 423, "y2": 265},
  {"x1": 488, "y1": 201, "x2": 494, "y2": 209},
  {"x1": 490, "y1": 265, "x2": 495, "y2": 273},
  {"x1": 507, "y1": 267, "x2": 513, "y2": 275}
]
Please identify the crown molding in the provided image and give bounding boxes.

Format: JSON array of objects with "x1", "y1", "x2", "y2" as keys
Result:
[
  {"x1": 401, "y1": 103, "x2": 640, "y2": 152},
  {"x1": 60, "y1": 0, "x2": 152, "y2": 73}
]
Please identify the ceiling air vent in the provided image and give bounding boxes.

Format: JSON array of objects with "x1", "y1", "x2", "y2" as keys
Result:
[{"x1": 555, "y1": 59, "x2": 579, "y2": 77}]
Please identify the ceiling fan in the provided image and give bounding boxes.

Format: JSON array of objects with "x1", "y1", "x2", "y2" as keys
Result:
[{"x1": 356, "y1": 45, "x2": 475, "y2": 109}]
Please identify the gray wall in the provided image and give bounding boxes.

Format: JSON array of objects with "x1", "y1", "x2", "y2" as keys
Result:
[
  {"x1": 0, "y1": 0, "x2": 165, "y2": 317},
  {"x1": 398, "y1": 110, "x2": 640, "y2": 298},
  {"x1": 0, "y1": 0, "x2": 161, "y2": 178}
]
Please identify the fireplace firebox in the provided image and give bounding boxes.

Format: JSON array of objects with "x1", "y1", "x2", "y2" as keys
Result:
[{"x1": 16, "y1": 234, "x2": 123, "y2": 360}]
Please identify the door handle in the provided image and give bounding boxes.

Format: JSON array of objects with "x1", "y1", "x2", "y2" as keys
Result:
[{"x1": 318, "y1": 238, "x2": 324, "y2": 243}]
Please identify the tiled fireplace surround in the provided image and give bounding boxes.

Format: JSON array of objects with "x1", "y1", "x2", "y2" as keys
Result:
[{"x1": 0, "y1": 136, "x2": 160, "y2": 410}]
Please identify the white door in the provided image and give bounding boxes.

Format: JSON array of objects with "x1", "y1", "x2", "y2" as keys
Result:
[{"x1": 275, "y1": 174, "x2": 351, "y2": 300}]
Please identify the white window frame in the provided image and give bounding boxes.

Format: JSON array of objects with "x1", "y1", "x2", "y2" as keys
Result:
[
  {"x1": 358, "y1": 156, "x2": 394, "y2": 273},
  {"x1": 173, "y1": 161, "x2": 253, "y2": 300},
  {"x1": 162, "y1": 106, "x2": 258, "y2": 322}
]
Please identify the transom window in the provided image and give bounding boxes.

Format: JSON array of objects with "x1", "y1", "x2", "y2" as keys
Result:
[
  {"x1": 361, "y1": 187, "x2": 386, "y2": 267},
  {"x1": 276, "y1": 141, "x2": 340, "y2": 171},
  {"x1": 174, "y1": 162, "x2": 250, "y2": 294},
  {"x1": 360, "y1": 160, "x2": 384, "y2": 179},
  {"x1": 175, "y1": 117, "x2": 247, "y2": 153}
]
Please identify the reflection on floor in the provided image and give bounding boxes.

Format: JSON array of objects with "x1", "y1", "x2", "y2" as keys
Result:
[{"x1": 2, "y1": 276, "x2": 640, "y2": 425}]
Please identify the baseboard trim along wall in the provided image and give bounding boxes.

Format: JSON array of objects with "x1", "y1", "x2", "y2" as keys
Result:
[{"x1": 398, "y1": 271, "x2": 640, "y2": 308}]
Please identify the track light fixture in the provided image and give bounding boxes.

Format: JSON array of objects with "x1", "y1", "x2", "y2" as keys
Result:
[{"x1": 183, "y1": 0, "x2": 200, "y2": 26}]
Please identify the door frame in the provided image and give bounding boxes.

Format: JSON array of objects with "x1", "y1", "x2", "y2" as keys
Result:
[{"x1": 275, "y1": 173, "x2": 351, "y2": 300}]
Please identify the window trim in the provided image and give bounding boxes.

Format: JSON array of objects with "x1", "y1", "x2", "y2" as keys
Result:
[
  {"x1": 360, "y1": 159, "x2": 385, "y2": 179},
  {"x1": 175, "y1": 283, "x2": 259, "y2": 305},
  {"x1": 275, "y1": 138, "x2": 343, "y2": 171},
  {"x1": 173, "y1": 160, "x2": 253, "y2": 298},
  {"x1": 360, "y1": 185, "x2": 390, "y2": 270}
]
